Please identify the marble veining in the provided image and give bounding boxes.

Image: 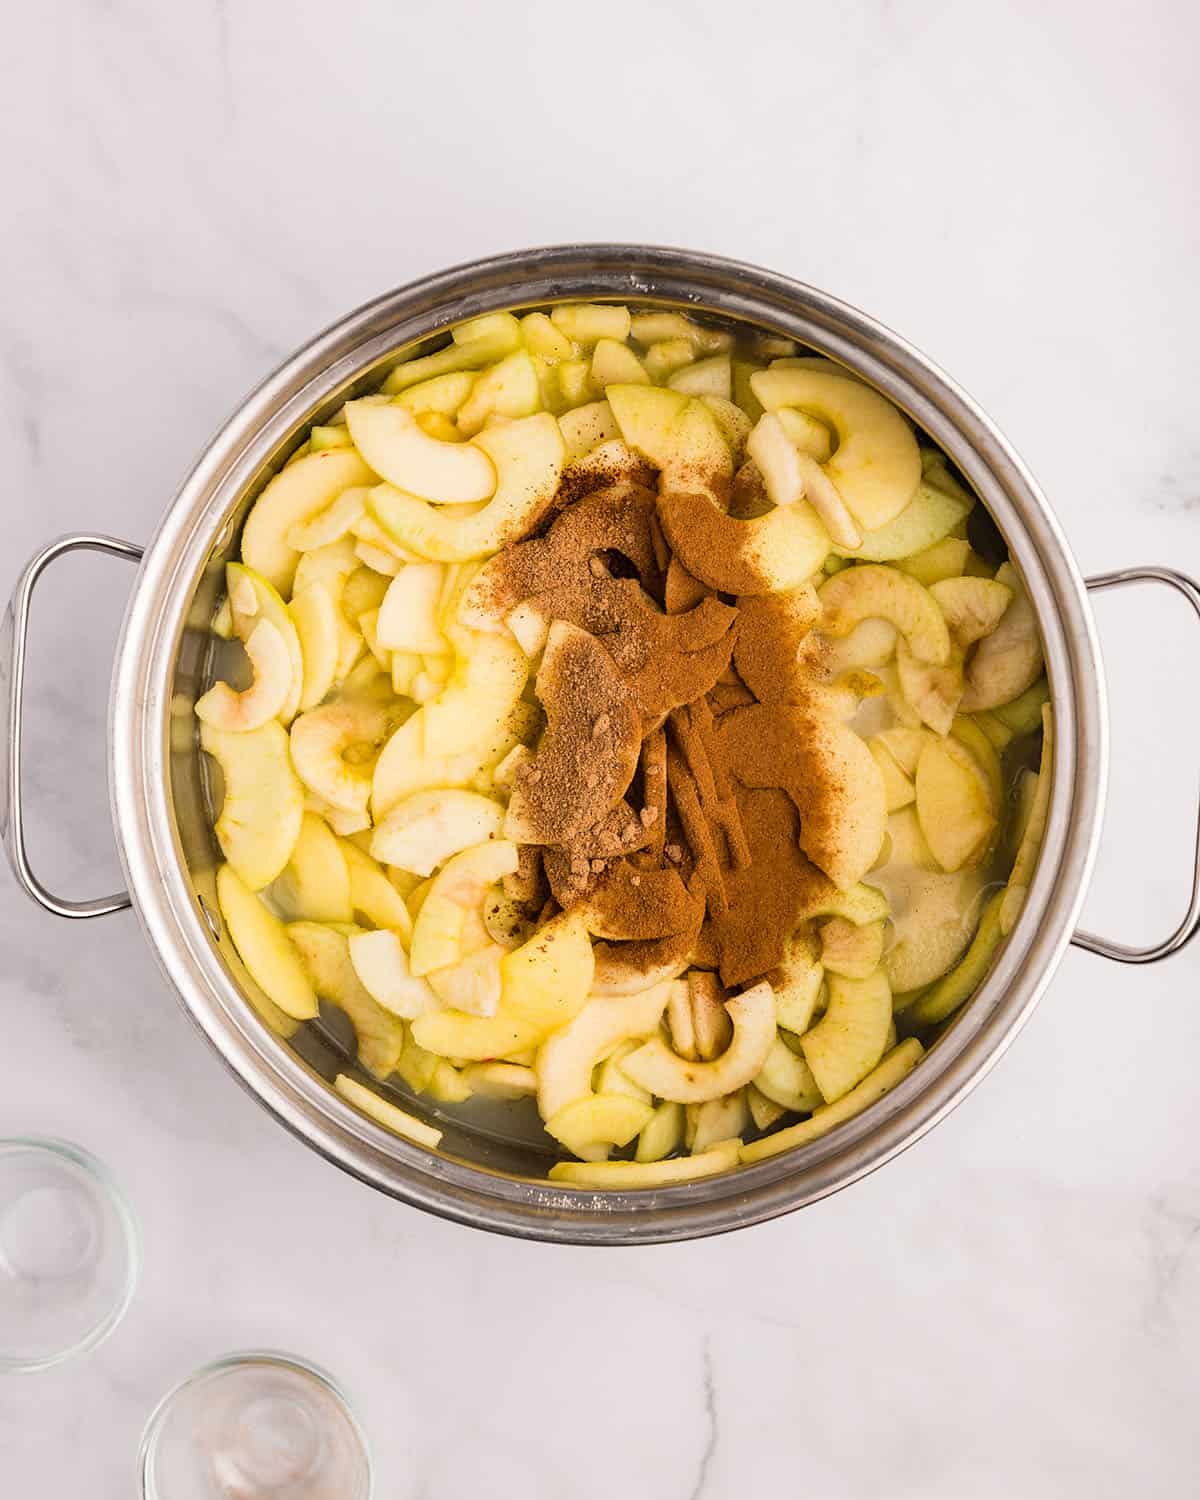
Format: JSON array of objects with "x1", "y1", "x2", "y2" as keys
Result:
[{"x1": 2, "y1": 1, "x2": 1198, "y2": 1495}]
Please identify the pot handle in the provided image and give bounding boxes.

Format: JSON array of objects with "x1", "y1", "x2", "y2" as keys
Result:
[
  {"x1": 1071, "y1": 565, "x2": 1200, "y2": 964},
  {"x1": 2, "y1": 533, "x2": 144, "y2": 919}
]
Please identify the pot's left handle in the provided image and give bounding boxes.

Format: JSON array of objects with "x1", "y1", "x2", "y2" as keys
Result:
[{"x1": 2, "y1": 534, "x2": 144, "y2": 918}]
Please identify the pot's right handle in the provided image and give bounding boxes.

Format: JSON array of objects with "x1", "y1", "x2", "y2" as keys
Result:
[
  {"x1": 2, "y1": 533, "x2": 144, "y2": 919},
  {"x1": 1071, "y1": 565, "x2": 1200, "y2": 964}
]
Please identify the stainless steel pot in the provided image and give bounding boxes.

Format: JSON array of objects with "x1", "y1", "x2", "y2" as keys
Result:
[{"x1": 4, "y1": 246, "x2": 1199, "y2": 1245}]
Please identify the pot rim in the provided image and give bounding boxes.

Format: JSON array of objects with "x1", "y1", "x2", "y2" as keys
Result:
[{"x1": 109, "y1": 245, "x2": 1107, "y2": 1244}]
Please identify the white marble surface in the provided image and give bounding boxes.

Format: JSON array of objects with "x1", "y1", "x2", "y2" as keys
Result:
[{"x1": 2, "y1": 2, "x2": 1199, "y2": 1493}]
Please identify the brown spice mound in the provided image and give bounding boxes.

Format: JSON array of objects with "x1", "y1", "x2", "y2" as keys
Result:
[
  {"x1": 732, "y1": 586, "x2": 821, "y2": 703},
  {"x1": 581, "y1": 861, "x2": 703, "y2": 941},
  {"x1": 504, "y1": 622, "x2": 641, "y2": 846}
]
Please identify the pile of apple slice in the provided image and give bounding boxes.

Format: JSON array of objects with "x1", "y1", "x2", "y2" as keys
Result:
[{"x1": 195, "y1": 301, "x2": 1052, "y2": 1183}]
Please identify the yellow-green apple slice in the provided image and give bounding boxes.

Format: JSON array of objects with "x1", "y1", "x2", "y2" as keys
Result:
[
  {"x1": 426, "y1": 943, "x2": 505, "y2": 1017},
  {"x1": 195, "y1": 620, "x2": 293, "y2": 732},
  {"x1": 376, "y1": 562, "x2": 448, "y2": 655},
  {"x1": 344, "y1": 399, "x2": 496, "y2": 504},
  {"x1": 881, "y1": 866, "x2": 986, "y2": 991},
  {"x1": 286, "y1": 921, "x2": 404, "y2": 1077},
  {"x1": 557, "y1": 400, "x2": 618, "y2": 461},
  {"x1": 549, "y1": 1139, "x2": 739, "y2": 1187},
  {"x1": 381, "y1": 316, "x2": 522, "y2": 394},
  {"x1": 409, "y1": 1009, "x2": 544, "y2": 1062},
  {"x1": 201, "y1": 719, "x2": 303, "y2": 889},
  {"x1": 284, "y1": 487, "x2": 368, "y2": 552},
  {"x1": 348, "y1": 929, "x2": 438, "y2": 1018},
  {"x1": 819, "y1": 564, "x2": 951, "y2": 665},
  {"x1": 224, "y1": 563, "x2": 304, "y2": 722},
  {"x1": 752, "y1": 1037, "x2": 823, "y2": 1113},
  {"x1": 775, "y1": 406, "x2": 835, "y2": 462},
  {"x1": 635, "y1": 1100, "x2": 686, "y2": 1163},
  {"x1": 832, "y1": 476, "x2": 973, "y2": 562},
  {"x1": 289, "y1": 699, "x2": 391, "y2": 818},
  {"x1": 460, "y1": 1061, "x2": 537, "y2": 1099},
  {"x1": 607, "y1": 384, "x2": 731, "y2": 496},
  {"x1": 536, "y1": 981, "x2": 675, "y2": 1129},
  {"x1": 216, "y1": 863, "x2": 317, "y2": 1020},
  {"x1": 771, "y1": 933, "x2": 825, "y2": 1035},
  {"x1": 820, "y1": 916, "x2": 886, "y2": 980},
  {"x1": 930, "y1": 576, "x2": 1012, "y2": 646},
  {"x1": 408, "y1": 841, "x2": 520, "y2": 977},
  {"x1": 371, "y1": 699, "x2": 537, "y2": 820},
  {"x1": 395, "y1": 369, "x2": 478, "y2": 417},
  {"x1": 667, "y1": 354, "x2": 732, "y2": 399},
  {"x1": 590, "y1": 338, "x2": 650, "y2": 392},
  {"x1": 241, "y1": 449, "x2": 376, "y2": 596},
  {"x1": 914, "y1": 734, "x2": 999, "y2": 871},
  {"x1": 593, "y1": 1040, "x2": 652, "y2": 1103},
  {"x1": 699, "y1": 395, "x2": 752, "y2": 455},
  {"x1": 629, "y1": 310, "x2": 731, "y2": 350},
  {"x1": 896, "y1": 536, "x2": 972, "y2": 586},
  {"x1": 895, "y1": 638, "x2": 964, "y2": 734},
  {"x1": 520, "y1": 311, "x2": 575, "y2": 360},
  {"x1": 740, "y1": 1040, "x2": 923, "y2": 1163},
  {"x1": 290, "y1": 584, "x2": 341, "y2": 711},
  {"x1": 1000, "y1": 703, "x2": 1053, "y2": 935},
  {"x1": 549, "y1": 303, "x2": 631, "y2": 344},
  {"x1": 271, "y1": 811, "x2": 353, "y2": 923},
  {"x1": 746, "y1": 411, "x2": 805, "y2": 506},
  {"x1": 455, "y1": 350, "x2": 543, "y2": 436},
  {"x1": 500, "y1": 910, "x2": 594, "y2": 1034},
  {"x1": 337, "y1": 839, "x2": 413, "y2": 942},
  {"x1": 546, "y1": 1094, "x2": 654, "y2": 1160},
  {"x1": 799, "y1": 967, "x2": 892, "y2": 1102},
  {"x1": 422, "y1": 633, "x2": 528, "y2": 758},
  {"x1": 621, "y1": 981, "x2": 775, "y2": 1104},
  {"x1": 657, "y1": 488, "x2": 829, "y2": 595},
  {"x1": 747, "y1": 1085, "x2": 786, "y2": 1132},
  {"x1": 750, "y1": 368, "x2": 921, "y2": 530},
  {"x1": 369, "y1": 413, "x2": 564, "y2": 562},
  {"x1": 333, "y1": 1073, "x2": 442, "y2": 1149},
  {"x1": 870, "y1": 737, "x2": 916, "y2": 811},
  {"x1": 907, "y1": 890, "x2": 1006, "y2": 1027},
  {"x1": 960, "y1": 563, "x2": 1044, "y2": 710},
  {"x1": 370, "y1": 789, "x2": 504, "y2": 877}
]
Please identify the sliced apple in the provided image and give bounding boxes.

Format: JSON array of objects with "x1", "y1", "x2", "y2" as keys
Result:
[
  {"x1": 290, "y1": 584, "x2": 341, "y2": 711},
  {"x1": 750, "y1": 368, "x2": 921, "y2": 531},
  {"x1": 338, "y1": 838, "x2": 414, "y2": 940},
  {"x1": 549, "y1": 302, "x2": 631, "y2": 344},
  {"x1": 395, "y1": 369, "x2": 478, "y2": 418},
  {"x1": 369, "y1": 412, "x2": 565, "y2": 562},
  {"x1": 271, "y1": 812, "x2": 353, "y2": 923},
  {"x1": 593, "y1": 1040, "x2": 652, "y2": 1104},
  {"x1": 501, "y1": 909, "x2": 594, "y2": 1032},
  {"x1": 772, "y1": 933, "x2": 825, "y2": 1035},
  {"x1": 820, "y1": 916, "x2": 886, "y2": 980},
  {"x1": 536, "y1": 981, "x2": 674, "y2": 1126},
  {"x1": 775, "y1": 406, "x2": 835, "y2": 462},
  {"x1": 960, "y1": 562, "x2": 1044, "y2": 710},
  {"x1": 753, "y1": 1037, "x2": 823, "y2": 1113},
  {"x1": 644, "y1": 338, "x2": 696, "y2": 383},
  {"x1": 201, "y1": 719, "x2": 304, "y2": 890},
  {"x1": 907, "y1": 890, "x2": 1005, "y2": 1027},
  {"x1": 546, "y1": 1093, "x2": 654, "y2": 1159},
  {"x1": 216, "y1": 862, "x2": 318, "y2": 1020},
  {"x1": 656, "y1": 488, "x2": 830, "y2": 595},
  {"x1": 284, "y1": 487, "x2": 368, "y2": 552},
  {"x1": 635, "y1": 1100, "x2": 686, "y2": 1163},
  {"x1": 799, "y1": 967, "x2": 892, "y2": 1102},
  {"x1": 832, "y1": 475, "x2": 972, "y2": 563},
  {"x1": 289, "y1": 699, "x2": 391, "y2": 819},
  {"x1": 428, "y1": 943, "x2": 505, "y2": 1017},
  {"x1": 606, "y1": 384, "x2": 732, "y2": 494},
  {"x1": 348, "y1": 928, "x2": 438, "y2": 1018},
  {"x1": 455, "y1": 350, "x2": 543, "y2": 437},
  {"x1": 590, "y1": 338, "x2": 650, "y2": 392},
  {"x1": 224, "y1": 563, "x2": 305, "y2": 722},
  {"x1": 549, "y1": 1139, "x2": 740, "y2": 1187},
  {"x1": 344, "y1": 398, "x2": 496, "y2": 504},
  {"x1": 870, "y1": 738, "x2": 916, "y2": 811},
  {"x1": 460, "y1": 1061, "x2": 538, "y2": 1099},
  {"x1": 409, "y1": 1009, "x2": 544, "y2": 1062},
  {"x1": 895, "y1": 638, "x2": 963, "y2": 735},
  {"x1": 371, "y1": 698, "x2": 538, "y2": 820},
  {"x1": 819, "y1": 565, "x2": 951, "y2": 665},
  {"x1": 872, "y1": 726, "x2": 934, "y2": 778},
  {"x1": 1001, "y1": 704, "x2": 1053, "y2": 935},
  {"x1": 333, "y1": 1073, "x2": 443, "y2": 1150},
  {"x1": 195, "y1": 620, "x2": 293, "y2": 733},
  {"x1": 914, "y1": 735, "x2": 998, "y2": 872},
  {"x1": 668, "y1": 354, "x2": 732, "y2": 399},
  {"x1": 896, "y1": 536, "x2": 972, "y2": 586},
  {"x1": 699, "y1": 395, "x2": 753, "y2": 454},
  {"x1": 881, "y1": 867, "x2": 985, "y2": 991},
  {"x1": 422, "y1": 632, "x2": 528, "y2": 757},
  {"x1": 286, "y1": 921, "x2": 405, "y2": 1077},
  {"x1": 408, "y1": 840, "x2": 520, "y2": 977},
  {"x1": 558, "y1": 400, "x2": 618, "y2": 460},
  {"x1": 369, "y1": 789, "x2": 504, "y2": 876},
  {"x1": 747, "y1": 1085, "x2": 786, "y2": 1132},
  {"x1": 930, "y1": 576, "x2": 1012, "y2": 646},
  {"x1": 240, "y1": 449, "x2": 377, "y2": 596},
  {"x1": 689, "y1": 1089, "x2": 750, "y2": 1153},
  {"x1": 739, "y1": 1040, "x2": 923, "y2": 1164},
  {"x1": 746, "y1": 411, "x2": 805, "y2": 506},
  {"x1": 620, "y1": 981, "x2": 775, "y2": 1104},
  {"x1": 629, "y1": 310, "x2": 731, "y2": 352},
  {"x1": 886, "y1": 807, "x2": 940, "y2": 871},
  {"x1": 382, "y1": 320, "x2": 521, "y2": 395},
  {"x1": 376, "y1": 562, "x2": 449, "y2": 656}
]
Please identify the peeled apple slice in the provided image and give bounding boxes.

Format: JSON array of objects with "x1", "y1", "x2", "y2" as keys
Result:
[
  {"x1": 240, "y1": 450, "x2": 377, "y2": 596},
  {"x1": 820, "y1": 916, "x2": 886, "y2": 980},
  {"x1": 460, "y1": 1062, "x2": 537, "y2": 1099},
  {"x1": 369, "y1": 413, "x2": 565, "y2": 562},
  {"x1": 536, "y1": 982, "x2": 675, "y2": 1127},
  {"x1": 427, "y1": 943, "x2": 505, "y2": 1016},
  {"x1": 371, "y1": 699, "x2": 538, "y2": 820},
  {"x1": 1000, "y1": 704, "x2": 1053, "y2": 935},
  {"x1": 750, "y1": 368, "x2": 921, "y2": 531},
  {"x1": 289, "y1": 700, "x2": 391, "y2": 819},
  {"x1": 606, "y1": 385, "x2": 732, "y2": 493},
  {"x1": 746, "y1": 411, "x2": 805, "y2": 506},
  {"x1": 500, "y1": 910, "x2": 594, "y2": 1033},
  {"x1": 408, "y1": 840, "x2": 520, "y2": 977},
  {"x1": 225, "y1": 563, "x2": 305, "y2": 723},
  {"x1": 195, "y1": 620, "x2": 293, "y2": 732},
  {"x1": 272, "y1": 812, "x2": 353, "y2": 923},
  {"x1": 907, "y1": 890, "x2": 1005, "y2": 1027},
  {"x1": 370, "y1": 789, "x2": 504, "y2": 876},
  {"x1": 834, "y1": 477, "x2": 972, "y2": 562},
  {"x1": 548, "y1": 1139, "x2": 739, "y2": 1188},
  {"x1": 409, "y1": 1010, "x2": 544, "y2": 1062},
  {"x1": 201, "y1": 719, "x2": 304, "y2": 890},
  {"x1": 635, "y1": 1100, "x2": 686, "y2": 1163},
  {"x1": 377, "y1": 563, "x2": 449, "y2": 654},
  {"x1": 422, "y1": 633, "x2": 528, "y2": 758},
  {"x1": 740, "y1": 1040, "x2": 923, "y2": 1164},
  {"x1": 688, "y1": 1090, "x2": 750, "y2": 1153},
  {"x1": 455, "y1": 349, "x2": 543, "y2": 437},
  {"x1": 961, "y1": 563, "x2": 1044, "y2": 711},
  {"x1": 216, "y1": 863, "x2": 318, "y2": 1020},
  {"x1": 753, "y1": 1037, "x2": 823, "y2": 1113},
  {"x1": 545, "y1": 1094, "x2": 654, "y2": 1159},
  {"x1": 290, "y1": 584, "x2": 342, "y2": 712},
  {"x1": 284, "y1": 487, "x2": 368, "y2": 552},
  {"x1": 799, "y1": 968, "x2": 892, "y2": 1102},
  {"x1": 819, "y1": 565, "x2": 951, "y2": 665},
  {"x1": 333, "y1": 1074, "x2": 442, "y2": 1150},
  {"x1": 930, "y1": 576, "x2": 1012, "y2": 646},
  {"x1": 344, "y1": 399, "x2": 496, "y2": 504},
  {"x1": 286, "y1": 922, "x2": 405, "y2": 1077},
  {"x1": 895, "y1": 638, "x2": 963, "y2": 735},
  {"x1": 348, "y1": 929, "x2": 438, "y2": 1018},
  {"x1": 914, "y1": 735, "x2": 998, "y2": 872},
  {"x1": 620, "y1": 981, "x2": 776, "y2": 1104}
]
